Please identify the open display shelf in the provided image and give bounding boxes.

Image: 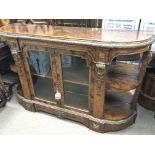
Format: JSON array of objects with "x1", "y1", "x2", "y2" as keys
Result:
[
  {"x1": 105, "y1": 61, "x2": 139, "y2": 121},
  {"x1": 107, "y1": 61, "x2": 140, "y2": 91},
  {"x1": 104, "y1": 91, "x2": 133, "y2": 121}
]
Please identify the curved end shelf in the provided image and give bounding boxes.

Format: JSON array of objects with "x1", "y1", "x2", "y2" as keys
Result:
[
  {"x1": 107, "y1": 62, "x2": 140, "y2": 92},
  {"x1": 104, "y1": 91, "x2": 134, "y2": 121}
]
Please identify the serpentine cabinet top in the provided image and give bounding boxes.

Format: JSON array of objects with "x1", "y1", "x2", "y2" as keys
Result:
[{"x1": 0, "y1": 23, "x2": 154, "y2": 48}]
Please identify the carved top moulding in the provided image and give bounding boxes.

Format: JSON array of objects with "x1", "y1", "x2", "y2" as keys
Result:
[{"x1": 0, "y1": 23, "x2": 155, "y2": 48}]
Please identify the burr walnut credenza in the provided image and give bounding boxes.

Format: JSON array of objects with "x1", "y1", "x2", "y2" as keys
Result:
[{"x1": 0, "y1": 23, "x2": 154, "y2": 133}]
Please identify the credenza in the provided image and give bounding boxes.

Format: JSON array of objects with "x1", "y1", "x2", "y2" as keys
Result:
[{"x1": 0, "y1": 23, "x2": 154, "y2": 132}]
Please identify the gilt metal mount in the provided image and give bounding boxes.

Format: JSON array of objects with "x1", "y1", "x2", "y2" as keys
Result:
[{"x1": 95, "y1": 62, "x2": 106, "y2": 82}]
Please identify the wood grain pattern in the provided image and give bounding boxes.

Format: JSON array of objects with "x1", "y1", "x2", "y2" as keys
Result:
[
  {"x1": 104, "y1": 91, "x2": 133, "y2": 121},
  {"x1": 107, "y1": 62, "x2": 140, "y2": 91},
  {"x1": 0, "y1": 23, "x2": 154, "y2": 48}
]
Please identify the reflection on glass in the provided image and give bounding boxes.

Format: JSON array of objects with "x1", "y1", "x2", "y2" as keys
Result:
[
  {"x1": 28, "y1": 51, "x2": 51, "y2": 77},
  {"x1": 28, "y1": 51, "x2": 55, "y2": 102},
  {"x1": 61, "y1": 55, "x2": 89, "y2": 110}
]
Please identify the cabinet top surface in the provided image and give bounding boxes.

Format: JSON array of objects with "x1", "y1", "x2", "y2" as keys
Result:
[{"x1": 0, "y1": 23, "x2": 154, "y2": 48}]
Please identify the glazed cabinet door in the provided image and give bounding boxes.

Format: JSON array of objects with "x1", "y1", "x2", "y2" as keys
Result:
[
  {"x1": 23, "y1": 47, "x2": 57, "y2": 104},
  {"x1": 55, "y1": 49, "x2": 92, "y2": 112},
  {"x1": 22, "y1": 47, "x2": 94, "y2": 113}
]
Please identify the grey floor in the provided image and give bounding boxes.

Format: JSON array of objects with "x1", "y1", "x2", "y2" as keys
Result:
[{"x1": 0, "y1": 93, "x2": 155, "y2": 135}]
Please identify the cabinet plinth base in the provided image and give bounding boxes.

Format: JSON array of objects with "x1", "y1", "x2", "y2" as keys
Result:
[{"x1": 17, "y1": 92, "x2": 136, "y2": 133}]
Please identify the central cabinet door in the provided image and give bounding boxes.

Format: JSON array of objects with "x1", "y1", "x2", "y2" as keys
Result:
[
  {"x1": 57, "y1": 49, "x2": 90, "y2": 111},
  {"x1": 25, "y1": 49, "x2": 56, "y2": 103}
]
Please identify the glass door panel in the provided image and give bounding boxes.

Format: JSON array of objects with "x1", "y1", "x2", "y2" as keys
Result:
[
  {"x1": 27, "y1": 51, "x2": 55, "y2": 102},
  {"x1": 61, "y1": 55, "x2": 89, "y2": 110}
]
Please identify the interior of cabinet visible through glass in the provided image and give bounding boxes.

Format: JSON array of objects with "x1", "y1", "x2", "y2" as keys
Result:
[
  {"x1": 27, "y1": 50, "x2": 55, "y2": 102},
  {"x1": 61, "y1": 55, "x2": 89, "y2": 111}
]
